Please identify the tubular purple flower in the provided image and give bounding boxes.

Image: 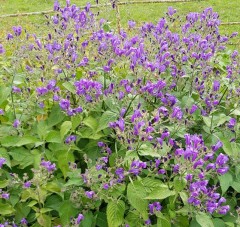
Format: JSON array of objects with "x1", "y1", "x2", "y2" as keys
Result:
[
  {"x1": 76, "y1": 214, "x2": 84, "y2": 224},
  {"x1": 59, "y1": 99, "x2": 70, "y2": 110},
  {"x1": 168, "y1": 6, "x2": 177, "y2": 16},
  {"x1": 0, "y1": 44, "x2": 5, "y2": 54},
  {"x1": 228, "y1": 118, "x2": 236, "y2": 128},
  {"x1": 13, "y1": 119, "x2": 21, "y2": 128},
  {"x1": 216, "y1": 153, "x2": 229, "y2": 166},
  {"x1": 217, "y1": 166, "x2": 229, "y2": 175},
  {"x1": 23, "y1": 181, "x2": 31, "y2": 188},
  {"x1": 212, "y1": 141, "x2": 223, "y2": 152},
  {"x1": 85, "y1": 191, "x2": 95, "y2": 199},
  {"x1": 1, "y1": 193, "x2": 10, "y2": 200},
  {"x1": 0, "y1": 109, "x2": 4, "y2": 115},
  {"x1": 41, "y1": 160, "x2": 56, "y2": 173},
  {"x1": 0, "y1": 158, "x2": 6, "y2": 168}
]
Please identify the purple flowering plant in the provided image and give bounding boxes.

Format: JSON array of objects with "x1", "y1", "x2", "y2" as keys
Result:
[{"x1": 0, "y1": 1, "x2": 239, "y2": 226}]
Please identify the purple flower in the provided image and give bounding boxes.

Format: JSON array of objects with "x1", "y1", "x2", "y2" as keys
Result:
[
  {"x1": 171, "y1": 106, "x2": 183, "y2": 120},
  {"x1": 149, "y1": 202, "x2": 162, "y2": 214},
  {"x1": 228, "y1": 118, "x2": 236, "y2": 128},
  {"x1": 76, "y1": 214, "x2": 84, "y2": 224},
  {"x1": 21, "y1": 218, "x2": 28, "y2": 225},
  {"x1": 12, "y1": 86, "x2": 21, "y2": 93},
  {"x1": 0, "y1": 158, "x2": 6, "y2": 168},
  {"x1": 23, "y1": 181, "x2": 31, "y2": 188},
  {"x1": 0, "y1": 109, "x2": 4, "y2": 115},
  {"x1": 41, "y1": 160, "x2": 56, "y2": 173},
  {"x1": 212, "y1": 141, "x2": 223, "y2": 152},
  {"x1": 59, "y1": 99, "x2": 70, "y2": 110},
  {"x1": 13, "y1": 119, "x2": 20, "y2": 128},
  {"x1": 0, "y1": 44, "x2": 5, "y2": 54},
  {"x1": 189, "y1": 104, "x2": 198, "y2": 114},
  {"x1": 1, "y1": 193, "x2": 10, "y2": 200},
  {"x1": 12, "y1": 26, "x2": 22, "y2": 36},
  {"x1": 216, "y1": 153, "x2": 229, "y2": 166},
  {"x1": 103, "y1": 183, "x2": 109, "y2": 190},
  {"x1": 85, "y1": 190, "x2": 95, "y2": 199},
  {"x1": 128, "y1": 20, "x2": 136, "y2": 28},
  {"x1": 218, "y1": 205, "x2": 230, "y2": 215},
  {"x1": 168, "y1": 6, "x2": 177, "y2": 16},
  {"x1": 65, "y1": 135, "x2": 76, "y2": 144},
  {"x1": 217, "y1": 166, "x2": 229, "y2": 175},
  {"x1": 36, "y1": 87, "x2": 48, "y2": 96},
  {"x1": 144, "y1": 219, "x2": 151, "y2": 225},
  {"x1": 213, "y1": 80, "x2": 220, "y2": 92}
]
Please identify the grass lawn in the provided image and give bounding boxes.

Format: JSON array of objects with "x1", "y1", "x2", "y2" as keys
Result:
[{"x1": 0, "y1": 0, "x2": 239, "y2": 48}]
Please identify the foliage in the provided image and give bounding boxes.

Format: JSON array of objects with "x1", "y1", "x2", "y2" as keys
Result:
[{"x1": 0, "y1": 1, "x2": 239, "y2": 226}]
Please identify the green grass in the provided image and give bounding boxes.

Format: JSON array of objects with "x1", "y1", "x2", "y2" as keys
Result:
[{"x1": 0, "y1": 0, "x2": 239, "y2": 48}]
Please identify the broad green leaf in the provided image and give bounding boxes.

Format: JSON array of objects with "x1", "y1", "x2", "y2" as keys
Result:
[
  {"x1": 0, "y1": 179, "x2": 9, "y2": 188},
  {"x1": 231, "y1": 181, "x2": 240, "y2": 192},
  {"x1": 96, "y1": 212, "x2": 108, "y2": 227},
  {"x1": 37, "y1": 213, "x2": 51, "y2": 227},
  {"x1": 144, "y1": 187, "x2": 175, "y2": 200},
  {"x1": 0, "y1": 147, "x2": 11, "y2": 168},
  {"x1": 174, "y1": 177, "x2": 187, "y2": 192},
  {"x1": 9, "y1": 147, "x2": 34, "y2": 169},
  {"x1": 47, "y1": 105, "x2": 65, "y2": 128},
  {"x1": 83, "y1": 116, "x2": 99, "y2": 131},
  {"x1": 196, "y1": 212, "x2": 214, "y2": 227},
  {"x1": 60, "y1": 121, "x2": 72, "y2": 139},
  {"x1": 218, "y1": 172, "x2": 233, "y2": 194},
  {"x1": 0, "y1": 202, "x2": 15, "y2": 215},
  {"x1": 62, "y1": 82, "x2": 75, "y2": 93},
  {"x1": 0, "y1": 86, "x2": 11, "y2": 105},
  {"x1": 46, "y1": 131, "x2": 62, "y2": 143},
  {"x1": 97, "y1": 111, "x2": 118, "y2": 132},
  {"x1": 127, "y1": 181, "x2": 148, "y2": 219},
  {"x1": 138, "y1": 143, "x2": 161, "y2": 158},
  {"x1": 157, "y1": 213, "x2": 171, "y2": 227},
  {"x1": 58, "y1": 151, "x2": 75, "y2": 179},
  {"x1": 213, "y1": 218, "x2": 226, "y2": 227},
  {"x1": 59, "y1": 201, "x2": 78, "y2": 226},
  {"x1": 0, "y1": 136, "x2": 39, "y2": 147},
  {"x1": 107, "y1": 200, "x2": 125, "y2": 227}
]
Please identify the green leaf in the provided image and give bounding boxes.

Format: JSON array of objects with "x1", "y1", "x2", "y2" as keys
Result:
[
  {"x1": 0, "y1": 148, "x2": 11, "y2": 168},
  {"x1": 83, "y1": 116, "x2": 99, "y2": 131},
  {"x1": 0, "y1": 179, "x2": 9, "y2": 188},
  {"x1": 96, "y1": 212, "x2": 108, "y2": 227},
  {"x1": 0, "y1": 86, "x2": 11, "y2": 105},
  {"x1": 212, "y1": 218, "x2": 226, "y2": 227},
  {"x1": 174, "y1": 177, "x2": 187, "y2": 192},
  {"x1": 47, "y1": 105, "x2": 65, "y2": 128},
  {"x1": 59, "y1": 201, "x2": 78, "y2": 226},
  {"x1": 37, "y1": 213, "x2": 52, "y2": 227},
  {"x1": 58, "y1": 151, "x2": 75, "y2": 179},
  {"x1": 97, "y1": 111, "x2": 118, "y2": 132},
  {"x1": 80, "y1": 212, "x2": 95, "y2": 227},
  {"x1": 196, "y1": 212, "x2": 214, "y2": 227},
  {"x1": 62, "y1": 82, "x2": 75, "y2": 93},
  {"x1": 218, "y1": 172, "x2": 233, "y2": 194},
  {"x1": 60, "y1": 121, "x2": 72, "y2": 139},
  {"x1": 127, "y1": 181, "x2": 148, "y2": 219},
  {"x1": 9, "y1": 147, "x2": 34, "y2": 169},
  {"x1": 144, "y1": 187, "x2": 175, "y2": 200},
  {"x1": 107, "y1": 200, "x2": 125, "y2": 227},
  {"x1": 0, "y1": 136, "x2": 39, "y2": 147},
  {"x1": 231, "y1": 181, "x2": 240, "y2": 192},
  {"x1": 46, "y1": 131, "x2": 62, "y2": 143},
  {"x1": 157, "y1": 213, "x2": 171, "y2": 227},
  {"x1": 0, "y1": 202, "x2": 15, "y2": 215}
]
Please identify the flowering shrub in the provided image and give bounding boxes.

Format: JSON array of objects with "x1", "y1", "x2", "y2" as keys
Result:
[{"x1": 0, "y1": 1, "x2": 239, "y2": 226}]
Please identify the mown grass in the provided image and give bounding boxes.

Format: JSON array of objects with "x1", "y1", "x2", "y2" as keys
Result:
[{"x1": 0, "y1": 0, "x2": 239, "y2": 48}]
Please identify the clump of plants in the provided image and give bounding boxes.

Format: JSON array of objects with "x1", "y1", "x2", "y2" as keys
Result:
[{"x1": 0, "y1": 1, "x2": 239, "y2": 226}]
